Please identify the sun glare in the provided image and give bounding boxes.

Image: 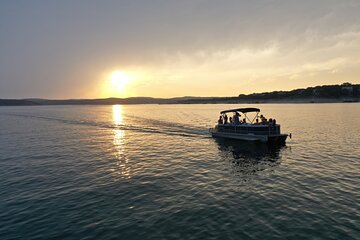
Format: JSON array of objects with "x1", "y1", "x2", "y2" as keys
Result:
[
  {"x1": 111, "y1": 71, "x2": 131, "y2": 91},
  {"x1": 101, "y1": 70, "x2": 136, "y2": 97}
]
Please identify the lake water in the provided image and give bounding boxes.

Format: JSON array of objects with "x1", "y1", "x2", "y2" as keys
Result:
[{"x1": 0, "y1": 104, "x2": 359, "y2": 240}]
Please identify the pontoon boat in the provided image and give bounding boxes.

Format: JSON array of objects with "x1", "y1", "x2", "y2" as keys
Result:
[{"x1": 209, "y1": 108, "x2": 289, "y2": 144}]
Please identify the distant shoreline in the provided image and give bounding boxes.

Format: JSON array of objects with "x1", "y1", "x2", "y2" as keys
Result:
[
  {"x1": 1, "y1": 83, "x2": 359, "y2": 106},
  {"x1": 0, "y1": 98, "x2": 359, "y2": 107}
]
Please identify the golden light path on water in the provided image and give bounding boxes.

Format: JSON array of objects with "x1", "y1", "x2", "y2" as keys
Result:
[{"x1": 112, "y1": 105, "x2": 131, "y2": 179}]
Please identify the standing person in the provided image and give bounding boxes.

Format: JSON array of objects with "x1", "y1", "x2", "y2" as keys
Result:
[
  {"x1": 229, "y1": 117, "x2": 233, "y2": 124},
  {"x1": 233, "y1": 112, "x2": 240, "y2": 125},
  {"x1": 218, "y1": 116, "x2": 223, "y2": 124},
  {"x1": 224, "y1": 114, "x2": 228, "y2": 124},
  {"x1": 260, "y1": 115, "x2": 267, "y2": 124}
]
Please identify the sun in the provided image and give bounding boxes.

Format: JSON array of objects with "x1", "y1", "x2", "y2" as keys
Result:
[
  {"x1": 111, "y1": 71, "x2": 131, "y2": 91},
  {"x1": 101, "y1": 69, "x2": 137, "y2": 97}
]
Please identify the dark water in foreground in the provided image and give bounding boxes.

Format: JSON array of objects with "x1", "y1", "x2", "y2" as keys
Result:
[{"x1": 0, "y1": 104, "x2": 359, "y2": 240}]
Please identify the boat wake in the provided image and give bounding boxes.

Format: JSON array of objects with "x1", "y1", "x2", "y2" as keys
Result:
[{"x1": 4, "y1": 113, "x2": 211, "y2": 139}]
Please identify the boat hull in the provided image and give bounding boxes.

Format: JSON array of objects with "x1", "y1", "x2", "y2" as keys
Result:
[{"x1": 210, "y1": 128, "x2": 287, "y2": 144}]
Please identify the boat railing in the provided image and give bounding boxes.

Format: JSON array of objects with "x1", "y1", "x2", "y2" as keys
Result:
[{"x1": 217, "y1": 124, "x2": 280, "y2": 135}]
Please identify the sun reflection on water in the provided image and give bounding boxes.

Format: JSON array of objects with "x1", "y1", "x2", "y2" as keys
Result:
[
  {"x1": 113, "y1": 105, "x2": 123, "y2": 125},
  {"x1": 112, "y1": 105, "x2": 131, "y2": 179}
]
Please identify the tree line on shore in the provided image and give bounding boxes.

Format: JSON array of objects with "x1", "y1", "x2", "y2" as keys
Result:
[{"x1": 1, "y1": 83, "x2": 359, "y2": 106}]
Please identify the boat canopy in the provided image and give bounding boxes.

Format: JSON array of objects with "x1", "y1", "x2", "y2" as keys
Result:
[{"x1": 220, "y1": 108, "x2": 260, "y2": 114}]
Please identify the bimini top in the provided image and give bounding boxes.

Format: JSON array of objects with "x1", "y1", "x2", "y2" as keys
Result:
[{"x1": 220, "y1": 107, "x2": 260, "y2": 114}]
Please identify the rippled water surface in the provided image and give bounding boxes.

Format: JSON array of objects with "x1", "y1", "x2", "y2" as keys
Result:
[{"x1": 0, "y1": 104, "x2": 359, "y2": 240}]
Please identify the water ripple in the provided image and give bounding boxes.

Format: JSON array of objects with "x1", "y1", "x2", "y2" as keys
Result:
[{"x1": 0, "y1": 104, "x2": 359, "y2": 240}]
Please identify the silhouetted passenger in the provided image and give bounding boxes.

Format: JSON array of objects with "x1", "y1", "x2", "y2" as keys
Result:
[
  {"x1": 273, "y1": 119, "x2": 276, "y2": 125},
  {"x1": 229, "y1": 117, "x2": 233, "y2": 124},
  {"x1": 233, "y1": 112, "x2": 240, "y2": 125},
  {"x1": 224, "y1": 114, "x2": 228, "y2": 124},
  {"x1": 255, "y1": 118, "x2": 259, "y2": 124},
  {"x1": 261, "y1": 115, "x2": 267, "y2": 124},
  {"x1": 243, "y1": 118, "x2": 246, "y2": 124},
  {"x1": 218, "y1": 116, "x2": 223, "y2": 124},
  {"x1": 269, "y1": 118, "x2": 273, "y2": 125}
]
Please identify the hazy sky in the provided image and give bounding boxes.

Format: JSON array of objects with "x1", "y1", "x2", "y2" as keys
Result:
[{"x1": 1, "y1": 0, "x2": 360, "y2": 99}]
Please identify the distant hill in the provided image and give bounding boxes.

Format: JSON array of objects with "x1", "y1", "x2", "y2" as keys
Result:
[
  {"x1": 28, "y1": 97, "x2": 167, "y2": 105},
  {"x1": 238, "y1": 82, "x2": 360, "y2": 102},
  {"x1": 0, "y1": 83, "x2": 359, "y2": 106},
  {"x1": 0, "y1": 99, "x2": 39, "y2": 106},
  {"x1": 175, "y1": 83, "x2": 360, "y2": 104}
]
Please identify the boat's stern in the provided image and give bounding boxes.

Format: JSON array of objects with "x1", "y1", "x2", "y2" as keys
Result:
[{"x1": 268, "y1": 134, "x2": 288, "y2": 145}]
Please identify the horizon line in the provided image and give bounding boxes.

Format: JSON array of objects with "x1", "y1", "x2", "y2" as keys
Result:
[{"x1": 1, "y1": 82, "x2": 357, "y2": 101}]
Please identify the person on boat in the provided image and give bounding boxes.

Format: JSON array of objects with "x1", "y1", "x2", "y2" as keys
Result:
[
  {"x1": 229, "y1": 117, "x2": 233, "y2": 124},
  {"x1": 223, "y1": 114, "x2": 228, "y2": 124},
  {"x1": 233, "y1": 112, "x2": 240, "y2": 125},
  {"x1": 242, "y1": 118, "x2": 246, "y2": 124},
  {"x1": 269, "y1": 118, "x2": 273, "y2": 125},
  {"x1": 254, "y1": 118, "x2": 259, "y2": 125},
  {"x1": 273, "y1": 119, "x2": 276, "y2": 125},
  {"x1": 260, "y1": 114, "x2": 265, "y2": 122},
  {"x1": 218, "y1": 116, "x2": 223, "y2": 124},
  {"x1": 260, "y1": 115, "x2": 267, "y2": 125}
]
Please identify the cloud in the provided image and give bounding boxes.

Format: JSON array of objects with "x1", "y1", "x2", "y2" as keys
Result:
[{"x1": 1, "y1": 0, "x2": 360, "y2": 98}]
